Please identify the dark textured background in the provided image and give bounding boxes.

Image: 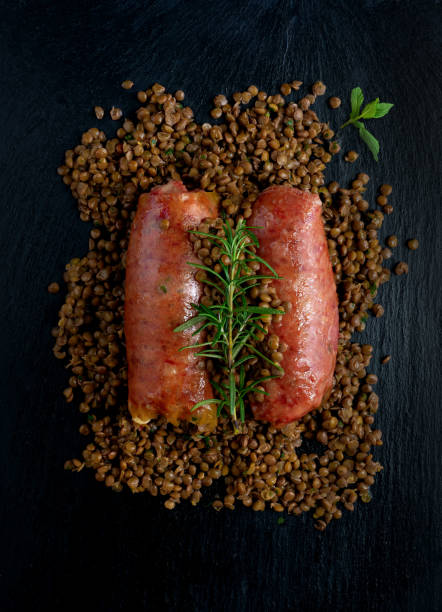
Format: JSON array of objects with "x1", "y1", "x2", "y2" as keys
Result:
[{"x1": 1, "y1": 1, "x2": 441, "y2": 610}]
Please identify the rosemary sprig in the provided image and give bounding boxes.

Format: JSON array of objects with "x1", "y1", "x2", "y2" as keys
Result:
[{"x1": 174, "y1": 219, "x2": 285, "y2": 430}]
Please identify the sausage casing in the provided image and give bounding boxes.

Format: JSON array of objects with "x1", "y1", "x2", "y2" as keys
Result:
[
  {"x1": 125, "y1": 181, "x2": 218, "y2": 428},
  {"x1": 250, "y1": 185, "x2": 339, "y2": 425}
]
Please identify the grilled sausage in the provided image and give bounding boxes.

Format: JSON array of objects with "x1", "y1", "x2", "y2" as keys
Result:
[
  {"x1": 250, "y1": 185, "x2": 339, "y2": 425},
  {"x1": 125, "y1": 181, "x2": 218, "y2": 429}
]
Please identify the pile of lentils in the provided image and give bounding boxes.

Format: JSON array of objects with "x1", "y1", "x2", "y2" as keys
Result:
[{"x1": 53, "y1": 80, "x2": 412, "y2": 529}]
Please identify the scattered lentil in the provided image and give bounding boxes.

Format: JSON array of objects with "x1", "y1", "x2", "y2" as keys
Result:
[
  {"x1": 48, "y1": 282, "x2": 60, "y2": 294},
  {"x1": 394, "y1": 262, "x2": 408, "y2": 275},
  {"x1": 380, "y1": 184, "x2": 392, "y2": 196},
  {"x1": 94, "y1": 106, "x2": 105, "y2": 120},
  {"x1": 312, "y1": 81, "x2": 326, "y2": 96},
  {"x1": 407, "y1": 239, "x2": 419, "y2": 250},
  {"x1": 110, "y1": 106, "x2": 123, "y2": 120},
  {"x1": 386, "y1": 235, "x2": 398, "y2": 248},
  {"x1": 328, "y1": 97, "x2": 341, "y2": 109},
  {"x1": 345, "y1": 151, "x2": 359, "y2": 163}
]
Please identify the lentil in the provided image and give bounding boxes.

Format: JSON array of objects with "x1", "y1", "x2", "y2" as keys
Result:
[
  {"x1": 94, "y1": 106, "x2": 105, "y2": 120},
  {"x1": 386, "y1": 235, "x2": 398, "y2": 248},
  {"x1": 110, "y1": 107, "x2": 123, "y2": 120},
  {"x1": 345, "y1": 151, "x2": 359, "y2": 163},
  {"x1": 407, "y1": 239, "x2": 419, "y2": 250},
  {"x1": 328, "y1": 96, "x2": 341, "y2": 109},
  {"x1": 394, "y1": 262, "x2": 409, "y2": 275},
  {"x1": 380, "y1": 184, "x2": 392, "y2": 196},
  {"x1": 48, "y1": 282, "x2": 60, "y2": 294},
  {"x1": 312, "y1": 81, "x2": 326, "y2": 96}
]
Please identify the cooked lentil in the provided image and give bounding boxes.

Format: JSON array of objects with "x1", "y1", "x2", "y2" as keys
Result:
[
  {"x1": 345, "y1": 150, "x2": 359, "y2": 162},
  {"x1": 48, "y1": 282, "x2": 60, "y2": 294},
  {"x1": 121, "y1": 80, "x2": 134, "y2": 90},
  {"x1": 54, "y1": 80, "x2": 403, "y2": 529},
  {"x1": 328, "y1": 96, "x2": 341, "y2": 109},
  {"x1": 381, "y1": 355, "x2": 391, "y2": 364},
  {"x1": 394, "y1": 262, "x2": 409, "y2": 275},
  {"x1": 380, "y1": 184, "x2": 392, "y2": 196},
  {"x1": 407, "y1": 239, "x2": 419, "y2": 250},
  {"x1": 372, "y1": 304, "x2": 384, "y2": 317},
  {"x1": 110, "y1": 106, "x2": 123, "y2": 120},
  {"x1": 312, "y1": 81, "x2": 326, "y2": 96},
  {"x1": 386, "y1": 235, "x2": 398, "y2": 248},
  {"x1": 94, "y1": 106, "x2": 105, "y2": 120}
]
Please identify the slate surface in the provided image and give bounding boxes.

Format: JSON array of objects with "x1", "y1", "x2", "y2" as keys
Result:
[{"x1": 0, "y1": 1, "x2": 441, "y2": 610}]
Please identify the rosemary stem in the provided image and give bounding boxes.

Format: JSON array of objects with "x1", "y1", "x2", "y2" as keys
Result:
[{"x1": 227, "y1": 263, "x2": 236, "y2": 421}]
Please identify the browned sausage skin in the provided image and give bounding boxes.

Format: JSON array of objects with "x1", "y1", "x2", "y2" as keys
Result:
[
  {"x1": 249, "y1": 185, "x2": 339, "y2": 425},
  {"x1": 125, "y1": 181, "x2": 218, "y2": 429}
]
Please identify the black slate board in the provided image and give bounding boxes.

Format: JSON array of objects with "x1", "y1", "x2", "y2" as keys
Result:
[{"x1": 1, "y1": 1, "x2": 441, "y2": 611}]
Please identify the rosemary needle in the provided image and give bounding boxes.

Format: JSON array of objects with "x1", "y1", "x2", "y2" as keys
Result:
[{"x1": 174, "y1": 219, "x2": 285, "y2": 430}]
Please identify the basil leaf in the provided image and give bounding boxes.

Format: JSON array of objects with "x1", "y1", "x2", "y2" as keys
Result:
[
  {"x1": 350, "y1": 87, "x2": 364, "y2": 117},
  {"x1": 374, "y1": 102, "x2": 394, "y2": 118},
  {"x1": 359, "y1": 126, "x2": 380, "y2": 161},
  {"x1": 360, "y1": 98, "x2": 380, "y2": 119}
]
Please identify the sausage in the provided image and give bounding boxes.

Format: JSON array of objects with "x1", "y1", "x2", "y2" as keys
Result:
[
  {"x1": 125, "y1": 180, "x2": 218, "y2": 429},
  {"x1": 249, "y1": 185, "x2": 339, "y2": 425}
]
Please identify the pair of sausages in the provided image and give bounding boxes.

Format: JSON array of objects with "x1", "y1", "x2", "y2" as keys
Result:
[{"x1": 124, "y1": 181, "x2": 338, "y2": 428}]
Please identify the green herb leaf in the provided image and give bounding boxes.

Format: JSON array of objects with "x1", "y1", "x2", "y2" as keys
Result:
[
  {"x1": 124, "y1": 133, "x2": 133, "y2": 141},
  {"x1": 350, "y1": 87, "x2": 364, "y2": 117},
  {"x1": 374, "y1": 102, "x2": 394, "y2": 118},
  {"x1": 341, "y1": 87, "x2": 393, "y2": 160},
  {"x1": 359, "y1": 98, "x2": 379, "y2": 119},
  {"x1": 159, "y1": 284, "x2": 167, "y2": 293},
  {"x1": 359, "y1": 126, "x2": 380, "y2": 161},
  {"x1": 277, "y1": 517, "x2": 285, "y2": 525},
  {"x1": 164, "y1": 149, "x2": 173, "y2": 155}
]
